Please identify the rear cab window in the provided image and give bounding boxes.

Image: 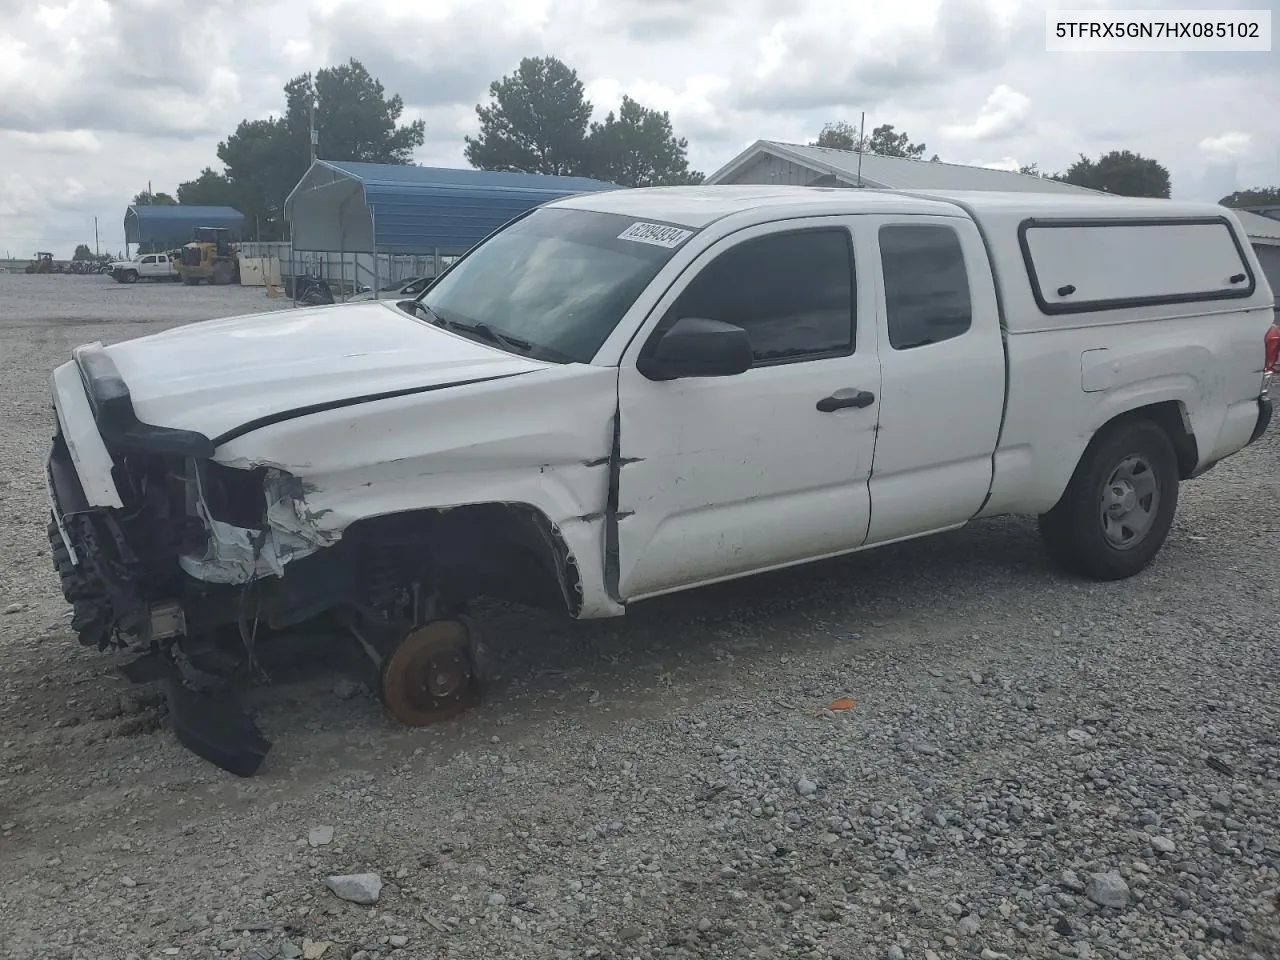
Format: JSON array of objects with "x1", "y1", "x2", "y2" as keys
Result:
[
  {"x1": 879, "y1": 223, "x2": 973, "y2": 350},
  {"x1": 1018, "y1": 217, "x2": 1256, "y2": 314}
]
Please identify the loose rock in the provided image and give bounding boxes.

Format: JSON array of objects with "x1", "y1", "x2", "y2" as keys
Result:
[
  {"x1": 325, "y1": 873, "x2": 381, "y2": 905},
  {"x1": 1085, "y1": 870, "x2": 1130, "y2": 908},
  {"x1": 333, "y1": 678, "x2": 362, "y2": 700}
]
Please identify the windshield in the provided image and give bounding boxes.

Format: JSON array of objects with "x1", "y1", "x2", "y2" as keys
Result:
[{"x1": 419, "y1": 207, "x2": 691, "y2": 363}]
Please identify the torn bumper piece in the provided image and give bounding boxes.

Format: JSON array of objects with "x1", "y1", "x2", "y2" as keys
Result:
[{"x1": 165, "y1": 679, "x2": 271, "y2": 778}]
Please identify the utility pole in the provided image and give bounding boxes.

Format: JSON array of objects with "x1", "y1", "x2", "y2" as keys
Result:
[
  {"x1": 94, "y1": 217, "x2": 99, "y2": 256},
  {"x1": 309, "y1": 94, "x2": 318, "y2": 163},
  {"x1": 856, "y1": 112, "x2": 865, "y2": 187}
]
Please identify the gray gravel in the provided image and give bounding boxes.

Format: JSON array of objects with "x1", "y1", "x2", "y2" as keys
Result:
[{"x1": 1, "y1": 272, "x2": 1278, "y2": 959}]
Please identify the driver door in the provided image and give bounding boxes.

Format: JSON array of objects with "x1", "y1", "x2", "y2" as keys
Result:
[{"x1": 614, "y1": 218, "x2": 882, "y2": 601}]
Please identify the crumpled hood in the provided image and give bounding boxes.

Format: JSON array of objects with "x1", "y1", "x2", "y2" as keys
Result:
[{"x1": 101, "y1": 300, "x2": 549, "y2": 441}]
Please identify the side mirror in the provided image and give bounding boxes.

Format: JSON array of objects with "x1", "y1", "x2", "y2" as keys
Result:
[{"x1": 636, "y1": 316, "x2": 753, "y2": 382}]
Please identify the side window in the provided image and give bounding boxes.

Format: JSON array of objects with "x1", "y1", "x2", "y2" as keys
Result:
[
  {"x1": 141, "y1": 255, "x2": 154, "y2": 264},
  {"x1": 879, "y1": 224, "x2": 972, "y2": 350},
  {"x1": 665, "y1": 228, "x2": 855, "y2": 364}
]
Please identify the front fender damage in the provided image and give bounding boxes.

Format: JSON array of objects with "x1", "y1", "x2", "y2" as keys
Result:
[{"x1": 179, "y1": 467, "x2": 337, "y2": 584}]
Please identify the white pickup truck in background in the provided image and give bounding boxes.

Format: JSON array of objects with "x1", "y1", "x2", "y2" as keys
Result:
[
  {"x1": 107, "y1": 252, "x2": 179, "y2": 284},
  {"x1": 43, "y1": 185, "x2": 1275, "y2": 775}
]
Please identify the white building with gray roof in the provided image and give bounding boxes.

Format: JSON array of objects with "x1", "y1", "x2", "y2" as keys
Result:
[{"x1": 706, "y1": 139, "x2": 1280, "y2": 302}]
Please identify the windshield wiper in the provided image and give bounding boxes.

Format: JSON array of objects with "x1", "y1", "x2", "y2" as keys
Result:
[
  {"x1": 411, "y1": 305, "x2": 572, "y2": 363},
  {"x1": 459, "y1": 320, "x2": 533, "y2": 353},
  {"x1": 429, "y1": 314, "x2": 534, "y2": 353}
]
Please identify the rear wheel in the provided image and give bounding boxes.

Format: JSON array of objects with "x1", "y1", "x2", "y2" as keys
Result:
[
  {"x1": 212, "y1": 261, "x2": 233, "y2": 285},
  {"x1": 1038, "y1": 418, "x2": 1180, "y2": 581}
]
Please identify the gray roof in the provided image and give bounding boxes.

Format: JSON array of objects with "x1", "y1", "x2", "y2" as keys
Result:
[
  {"x1": 707, "y1": 140, "x2": 1104, "y2": 195},
  {"x1": 707, "y1": 141, "x2": 1280, "y2": 247},
  {"x1": 1236, "y1": 209, "x2": 1280, "y2": 245}
]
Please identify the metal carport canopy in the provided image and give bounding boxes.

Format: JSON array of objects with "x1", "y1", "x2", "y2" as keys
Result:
[
  {"x1": 284, "y1": 159, "x2": 619, "y2": 254},
  {"x1": 123, "y1": 204, "x2": 245, "y2": 248}
]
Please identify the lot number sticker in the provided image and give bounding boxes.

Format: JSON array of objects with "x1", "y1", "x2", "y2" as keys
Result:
[{"x1": 618, "y1": 221, "x2": 694, "y2": 248}]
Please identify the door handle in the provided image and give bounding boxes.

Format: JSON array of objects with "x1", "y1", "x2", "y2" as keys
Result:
[{"x1": 816, "y1": 389, "x2": 876, "y2": 412}]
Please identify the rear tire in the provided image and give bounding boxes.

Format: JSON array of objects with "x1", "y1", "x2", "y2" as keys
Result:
[{"x1": 1037, "y1": 417, "x2": 1179, "y2": 581}]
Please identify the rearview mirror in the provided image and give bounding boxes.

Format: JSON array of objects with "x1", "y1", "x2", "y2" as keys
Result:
[{"x1": 636, "y1": 316, "x2": 753, "y2": 381}]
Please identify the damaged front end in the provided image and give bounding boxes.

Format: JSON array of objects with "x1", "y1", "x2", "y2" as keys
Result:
[
  {"x1": 46, "y1": 343, "x2": 538, "y2": 776},
  {"x1": 46, "y1": 345, "x2": 331, "y2": 654},
  {"x1": 45, "y1": 345, "x2": 348, "y2": 775}
]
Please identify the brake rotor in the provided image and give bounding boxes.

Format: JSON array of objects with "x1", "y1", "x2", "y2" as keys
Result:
[{"x1": 380, "y1": 619, "x2": 483, "y2": 726}]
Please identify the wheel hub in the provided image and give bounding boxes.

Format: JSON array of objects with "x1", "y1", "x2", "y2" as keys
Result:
[
  {"x1": 380, "y1": 619, "x2": 482, "y2": 726},
  {"x1": 1106, "y1": 481, "x2": 1138, "y2": 515},
  {"x1": 1099, "y1": 455, "x2": 1159, "y2": 550}
]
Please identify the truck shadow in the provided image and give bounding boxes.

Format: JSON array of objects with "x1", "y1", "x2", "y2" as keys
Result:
[{"x1": 245, "y1": 512, "x2": 1089, "y2": 750}]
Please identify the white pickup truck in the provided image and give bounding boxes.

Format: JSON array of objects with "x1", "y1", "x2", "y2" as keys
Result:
[
  {"x1": 44, "y1": 186, "x2": 1275, "y2": 774},
  {"x1": 108, "y1": 252, "x2": 178, "y2": 283}
]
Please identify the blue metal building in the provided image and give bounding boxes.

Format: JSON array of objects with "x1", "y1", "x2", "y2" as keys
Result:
[
  {"x1": 124, "y1": 204, "x2": 245, "y2": 252},
  {"x1": 284, "y1": 160, "x2": 618, "y2": 259}
]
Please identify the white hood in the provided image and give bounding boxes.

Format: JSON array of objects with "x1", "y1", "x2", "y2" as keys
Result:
[{"x1": 101, "y1": 300, "x2": 550, "y2": 441}]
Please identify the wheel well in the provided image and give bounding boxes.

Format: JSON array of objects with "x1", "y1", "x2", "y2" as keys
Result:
[
  {"x1": 340, "y1": 503, "x2": 582, "y2": 617},
  {"x1": 1102, "y1": 401, "x2": 1199, "y2": 479}
]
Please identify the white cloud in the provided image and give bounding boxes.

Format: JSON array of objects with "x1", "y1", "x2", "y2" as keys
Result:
[
  {"x1": 5, "y1": 130, "x2": 103, "y2": 154},
  {"x1": 1199, "y1": 131, "x2": 1253, "y2": 163},
  {"x1": 969, "y1": 156, "x2": 1022, "y2": 172},
  {"x1": 940, "y1": 85, "x2": 1033, "y2": 141},
  {"x1": 0, "y1": 0, "x2": 1277, "y2": 256}
]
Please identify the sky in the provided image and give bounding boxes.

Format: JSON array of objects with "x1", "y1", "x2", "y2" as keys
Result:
[{"x1": 0, "y1": 0, "x2": 1277, "y2": 259}]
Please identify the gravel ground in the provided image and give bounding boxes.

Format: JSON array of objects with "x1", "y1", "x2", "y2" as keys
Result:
[{"x1": 0, "y1": 272, "x2": 1277, "y2": 960}]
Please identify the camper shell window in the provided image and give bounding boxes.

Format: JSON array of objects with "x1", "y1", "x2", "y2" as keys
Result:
[{"x1": 1018, "y1": 216, "x2": 1256, "y2": 315}]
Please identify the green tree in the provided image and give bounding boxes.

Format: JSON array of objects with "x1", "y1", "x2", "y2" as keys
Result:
[
  {"x1": 283, "y1": 59, "x2": 425, "y2": 166},
  {"x1": 465, "y1": 56, "x2": 594, "y2": 175},
  {"x1": 72, "y1": 244, "x2": 93, "y2": 260},
  {"x1": 214, "y1": 118, "x2": 296, "y2": 238},
  {"x1": 1054, "y1": 150, "x2": 1171, "y2": 198},
  {"x1": 176, "y1": 167, "x2": 242, "y2": 208},
  {"x1": 864, "y1": 123, "x2": 926, "y2": 159},
  {"x1": 131, "y1": 190, "x2": 177, "y2": 205},
  {"x1": 812, "y1": 121, "x2": 859, "y2": 151},
  {"x1": 809, "y1": 121, "x2": 926, "y2": 158},
  {"x1": 585, "y1": 95, "x2": 703, "y2": 187},
  {"x1": 1219, "y1": 186, "x2": 1280, "y2": 207},
  {"x1": 166, "y1": 58, "x2": 424, "y2": 240}
]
